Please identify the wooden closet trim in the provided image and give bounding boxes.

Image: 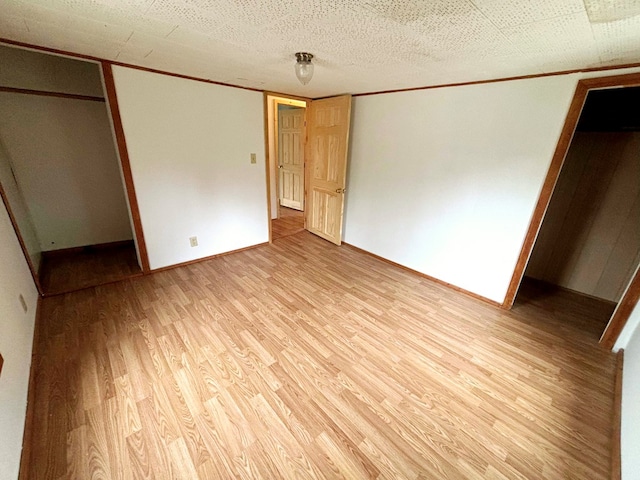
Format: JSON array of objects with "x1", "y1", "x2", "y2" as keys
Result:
[
  {"x1": 18, "y1": 297, "x2": 42, "y2": 480},
  {"x1": 602, "y1": 269, "x2": 640, "y2": 350},
  {"x1": 101, "y1": 62, "x2": 151, "y2": 272},
  {"x1": 0, "y1": 180, "x2": 44, "y2": 294},
  {"x1": 611, "y1": 348, "x2": 624, "y2": 480}
]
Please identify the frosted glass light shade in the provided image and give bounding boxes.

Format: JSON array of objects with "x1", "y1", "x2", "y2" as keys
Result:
[{"x1": 294, "y1": 52, "x2": 314, "y2": 85}]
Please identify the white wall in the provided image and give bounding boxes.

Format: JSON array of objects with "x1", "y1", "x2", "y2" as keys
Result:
[
  {"x1": 0, "y1": 138, "x2": 41, "y2": 271},
  {"x1": 111, "y1": 66, "x2": 268, "y2": 270},
  {"x1": 0, "y1": 199, "x2": 38, "y2": 480},
  {"x1": 615, "y1": 295, "x2": 640, "y2": 480},
  {"x1": 0, "y1": 93, "x2": 133, "y2": 251},
  {"x1": 614, "y1": 265, "x2": 640, "y2": 351},
  {"x1": 0, "y1": 44, "x2": 104, "y2": 97},
  {"x1": 344, "y1": 75, "x2": 578, "y2": 303}
]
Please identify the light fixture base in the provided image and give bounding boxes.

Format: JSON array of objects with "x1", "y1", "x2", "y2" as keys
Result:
[
  {"x1": 294, "y1": 52, "x2": 314, "y2": 86},
  {"x1": 295, "y1": 52, "x2": 313, "y2": 63}
]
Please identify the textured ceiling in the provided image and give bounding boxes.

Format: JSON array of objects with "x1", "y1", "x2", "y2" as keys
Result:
[{"x1": 1, "y1": 0, "x2": 639, "y2": 98}]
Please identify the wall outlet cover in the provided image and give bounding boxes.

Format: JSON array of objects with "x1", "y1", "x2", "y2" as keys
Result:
[{"x1": 189, "y1": 236, "x2": 198, "y2": 247}]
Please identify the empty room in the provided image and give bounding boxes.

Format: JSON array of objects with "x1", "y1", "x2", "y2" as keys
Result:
[{"x1": 1, "y1": 2, "x2": 639, "y2": 479}]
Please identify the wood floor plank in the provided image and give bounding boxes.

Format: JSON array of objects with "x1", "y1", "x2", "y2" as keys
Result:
[
  {"x1": 25, "y1": 231, "x2": 618, "y2": 479},
  {"x1": 271, "y1": 206, "x2": 305, "y2": 241},
  {"x1": 85, "y1": 404, "x2": 114, "y2": 479},
  {"x1": 39, "y1": 241, "x2": 142, "y2": 295}
]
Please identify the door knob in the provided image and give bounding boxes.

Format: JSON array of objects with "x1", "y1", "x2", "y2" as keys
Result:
[
  {"x1": 278, "y1": 165, "x2": 283, "y2": 169},
  {"x1": 335, "y1": 188, "x2": 346, "y2": 194}
]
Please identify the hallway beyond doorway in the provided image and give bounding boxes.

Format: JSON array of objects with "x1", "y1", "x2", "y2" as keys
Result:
[{"x1": 272, "y1": 206, "x2": 304, "y2": 241}]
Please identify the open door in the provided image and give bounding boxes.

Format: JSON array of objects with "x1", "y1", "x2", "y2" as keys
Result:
[
  {"x1": 305, "y1": 95, "x2": 352, "y2": 245},
  {"x1": 278, "y1": 107, "x2": 305, "y2": 210}
]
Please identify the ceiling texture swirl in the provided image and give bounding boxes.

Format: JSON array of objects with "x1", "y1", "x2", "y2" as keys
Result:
[{"x1": 1, "y1": 0, "x2": 639, "y2": 97}]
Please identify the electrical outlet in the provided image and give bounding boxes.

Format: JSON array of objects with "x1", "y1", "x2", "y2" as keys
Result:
[
  {"x1": 189, "y1": 236, "x2": 198, "y2": 247},
  {"x1": 19, "y1": 294, "x2": 27, "y2": 313},
  {"x1": 250, "y1": 153, "x2": 257, "y2": 164}
]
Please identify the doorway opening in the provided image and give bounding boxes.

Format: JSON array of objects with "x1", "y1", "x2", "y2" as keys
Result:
[
  {"x1": 265, "y1": 94, "x2": 308, "y2": 241},
  {"x1": 264, "y1": 93, "x2": 352, "y2": 245},
  {"x1": 0, "y1": 44, "x2": 144, "y2": 295},
  {"x1": 508, "y1": 75, "x2": 640, "y2": 348}
]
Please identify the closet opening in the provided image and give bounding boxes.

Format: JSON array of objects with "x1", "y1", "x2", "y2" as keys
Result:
[
  {"x1": 510, "y1": 80, "x2": 640, "y2": 347},
  {"x1": 0, "y1": 44, "x2": 143, "y2": 295}
]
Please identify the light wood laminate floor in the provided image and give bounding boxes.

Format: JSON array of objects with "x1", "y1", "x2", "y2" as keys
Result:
[
  {"x1": 39, "y1": 241, "x2": 142, "y2": 295},
  {"x1": 26, "y1": 232, "x2": 616, "y2": 479},
  {"x1": 272, "y1": 206, "x2": 304, "y2": 241}
]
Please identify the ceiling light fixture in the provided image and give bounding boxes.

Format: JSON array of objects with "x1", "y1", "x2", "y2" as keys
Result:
[{"x1": 294, "y1": 52, "x2": 314, "y2": 86}]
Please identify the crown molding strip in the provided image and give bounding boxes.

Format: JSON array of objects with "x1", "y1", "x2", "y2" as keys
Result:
[{"x1": 2, "y1": 37, "x2": 640, "y2": 99}]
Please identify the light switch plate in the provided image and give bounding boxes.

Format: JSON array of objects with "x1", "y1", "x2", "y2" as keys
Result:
[{"x1": 250, "y1": 153, "x2": 257, "y2": 164}]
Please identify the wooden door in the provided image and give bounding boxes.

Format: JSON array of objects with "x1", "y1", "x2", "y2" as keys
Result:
[
  {"x1": 305, "y1": 95, "x2": 352, "y2": 245},
  {"x1": 278, "y1": 108, "x2": 305, "y2": 211}
]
